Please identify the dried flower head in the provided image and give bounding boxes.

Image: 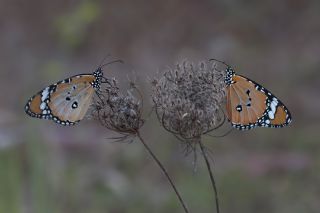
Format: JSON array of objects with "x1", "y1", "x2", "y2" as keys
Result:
[
  {"x1": 152, "y1": 60, "x2": 226, "y2": 142},
  {"x1": 92, "y1": 78, "x2": 144, "y2": 139}
]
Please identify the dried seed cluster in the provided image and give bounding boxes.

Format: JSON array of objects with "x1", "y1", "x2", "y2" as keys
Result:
[
  {"x1": 92, "y1": 78, "x2": 143, "y2": 135},
  {"x1": 152, "y1": 60, "x2": 226, "y2": 140}
]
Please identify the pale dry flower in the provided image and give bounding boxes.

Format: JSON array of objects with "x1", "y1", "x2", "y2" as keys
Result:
[
  {"x1": 152, "y1": 60, "x2": 226, "y2": 141},
  {"x1": 92, "y1": 78, "x2": 143, "y2": 138},
  {"x1": 152, "y1": 60, "x2": 227, "y2": 213},
  {"x1": 91, "y1": 77, "x2": 190, "y2": 213}
]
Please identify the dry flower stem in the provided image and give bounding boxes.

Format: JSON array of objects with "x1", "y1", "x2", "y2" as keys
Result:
[
  {"x1": 199, "y1": 140, "x2": 219, "y2": 213},
  {"x1": 92, "y1": 78, "x2": 189, "y2": 213},
  {"x1": 137, "y1": 131, "x2": 190, "y2": 213},
  {"x1": 152, "y1": 60, "x2": 226, "y2": 213}
]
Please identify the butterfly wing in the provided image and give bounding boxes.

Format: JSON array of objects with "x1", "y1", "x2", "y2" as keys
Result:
[
  {"x1": 48, "y1": 76, "x2": 96, "y2": 124},
  {"x1": 225, "y1": 71, "x2": 292, "y2": 130},
  {"x1": 25, "y1": 74, "x2": 97, "y2": 125}
]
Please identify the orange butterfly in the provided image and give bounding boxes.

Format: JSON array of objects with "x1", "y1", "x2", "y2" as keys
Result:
[
  {"x1": 212, "y1": 59, "x2": 292, "y2": 130},
  {"x1": 25, "y1": 61, "x2": 120, "y2": 125}
]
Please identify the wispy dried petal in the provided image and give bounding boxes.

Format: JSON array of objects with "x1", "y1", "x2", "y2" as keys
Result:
[{"x1": 152, "y1": 60, "x2": 226, "y2": 141}]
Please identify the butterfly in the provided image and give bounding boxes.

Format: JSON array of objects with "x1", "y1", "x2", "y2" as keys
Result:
[
  {"x1": 25, "y1": 61, "x2": 121, "y2": 125},
  {"x1": 211, "y1": 59, "x2": 292, "y2": 130}
]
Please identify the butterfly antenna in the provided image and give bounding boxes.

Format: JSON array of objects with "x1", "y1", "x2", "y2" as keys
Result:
[
  {"x1": 209, "y1": 58, "x2": 231, "y2": 68},
  {"x1": 100, "y1": 59, "x2": 124, "y2": 69},
  {"x1": 98, "y1": 54, "x2": 111, "y2": 67}
]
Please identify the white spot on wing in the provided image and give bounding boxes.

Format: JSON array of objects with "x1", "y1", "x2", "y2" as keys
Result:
[
  {"x1": 40, "y1": 102, "x2": 46, "y2": 110},
  {"x1": 268, "y1": 98, "x2": 279, "y2": 119},
  {"x1": 268, "y1": 110, "x2": 275, "y2": 119},
  {"x1": 41, "y1": 87, "x2": 50, "y2": 101},
  {"x1": 271, "y1": 102, "x2": 276, "y2": 114}
]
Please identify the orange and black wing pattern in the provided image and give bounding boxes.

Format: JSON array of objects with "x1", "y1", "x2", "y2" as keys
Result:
[
  {"x1": 225, "y1": 67, "x2": 292, "y2": 130},
  {"x1": 25, "y1": 68, "x2": 103, "y2": 125}
]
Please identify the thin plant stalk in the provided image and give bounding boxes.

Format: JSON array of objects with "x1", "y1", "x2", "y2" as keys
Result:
[
  {"x1": 136, "y1": 131, "x2": 190, "y2": 213},
  {"x1": 93, "y1": 77, "x2": 189, "y2": 212},
  {"x1": 199, "y1": 140, "x2": 220, "y2": 213},
  {"x1": 152, "y1": 60, "x2": 225, "y2": 213}
]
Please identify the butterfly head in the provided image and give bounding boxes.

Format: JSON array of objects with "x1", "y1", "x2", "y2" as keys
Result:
[
  {"x1": 92, "y1": 67, "x2": 104, "y2": 90},
  {"x1": 92, "y1": 59, "x2": 123, "y2": 90},
  {"x1": 224, "y1": 67, "x2": 235, "y2": 86}
]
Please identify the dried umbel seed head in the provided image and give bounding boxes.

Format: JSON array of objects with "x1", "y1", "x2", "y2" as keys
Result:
[
  {"x1": 92, "y1": 78, "x2": 144, "y2": 135},
  {"x1": 152, "y1": 60, "x2": 226, "y2": 141}
]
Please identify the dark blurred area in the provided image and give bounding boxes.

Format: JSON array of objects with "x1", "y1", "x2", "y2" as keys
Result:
[{"x1": 1, "y1": 0, "x2": 320, "y2": 212}]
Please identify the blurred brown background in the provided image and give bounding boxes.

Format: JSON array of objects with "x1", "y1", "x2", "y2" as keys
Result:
[{"x1": 1, "y1": 0, "x2": 320, "y2": 212}]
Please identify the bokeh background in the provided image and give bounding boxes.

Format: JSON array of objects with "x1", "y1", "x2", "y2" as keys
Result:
[{"x1": 1, "y1": 0, "x2": 320, "y2": 212}]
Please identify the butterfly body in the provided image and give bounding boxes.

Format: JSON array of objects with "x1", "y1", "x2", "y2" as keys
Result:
[
  {"x1": 225, "y1": 67, "x2": 292, "y2": 130},
  {"x1": 25, "y1": 68, "x2": 103, "y2": 125}
]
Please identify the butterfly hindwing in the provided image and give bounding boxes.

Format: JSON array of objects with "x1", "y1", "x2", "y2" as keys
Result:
[
  {"x1": 48, "y1": 75, "x2": 96, "y2": 124},
  {"x1": 225, "y1": 67, "x2": 292, "y2": 130}
]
